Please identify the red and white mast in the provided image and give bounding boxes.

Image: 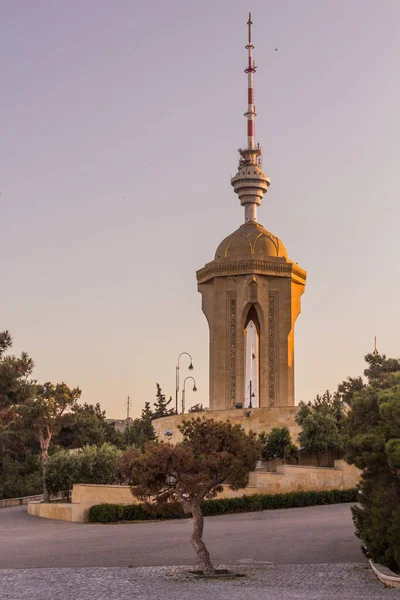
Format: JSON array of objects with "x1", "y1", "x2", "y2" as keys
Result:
[
  {"x1": 245, "y1": 13, "x2": 256, "y2": 150},
  {"x1": 231, "y1": 14, "x2": 270, "y2": 224}
]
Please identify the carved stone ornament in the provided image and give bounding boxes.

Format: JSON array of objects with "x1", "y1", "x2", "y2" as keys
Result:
[
  {"x1": 268, "y1": 292, "x2": 278, "y2": 406},
  {"x1": 228, "y1": 293, "x2": 237, "y2": 401}
]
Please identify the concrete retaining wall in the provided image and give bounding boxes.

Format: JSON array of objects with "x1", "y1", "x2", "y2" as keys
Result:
[
  {"x1": 27, "y1": 485, "x2": 139, "y2": 523},
  {"x1": 71, "y1": 484, "x2": 137, "y2": 505},
  {"x1": 218, "y1": 460, "x2": 360, "y2": 497},
  {"x1": 27, "y1": 501, "x2": 88, "y2": 522},
  {"x1": 153, "y1": 406, "x2": 301, "y2": 443},
  {"x1": 0, "y1": 494, "x2": 43, "y2": 508},
  {"x1": 27, "y1": 460, "x2": 360, "y2": 523}
]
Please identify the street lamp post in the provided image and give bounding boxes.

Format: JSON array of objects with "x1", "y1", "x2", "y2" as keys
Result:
[
  {"x1": 249, "y1": 380, "x2": 255, "y2": 409},
  {"x1": 182, "y1": 376, "x2": 197, "y2": 415},
  {"x1": 176, "y1": 352, "x2": 193, "y2": 415}
]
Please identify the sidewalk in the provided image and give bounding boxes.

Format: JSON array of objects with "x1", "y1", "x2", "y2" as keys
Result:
[{"x1": 1, "y1": 564, "x2": 398, "y2": 600}]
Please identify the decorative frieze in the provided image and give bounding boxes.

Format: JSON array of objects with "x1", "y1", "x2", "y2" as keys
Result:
[
  {"x1": 228, "y1": 293, "x2": 237, "y2": 402},
  {"x1": 268, "y1": 292, "x2": 278, "y2": 406},
  {"x1": 197, "y1": 259, "x2": 295, "y2": 284}
]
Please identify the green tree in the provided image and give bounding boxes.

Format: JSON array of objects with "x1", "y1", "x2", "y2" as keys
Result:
[
  {"x1": 18, "y1": 382, "x2": 81, "y2": 501},
  {"x1": 56, "y1": 403, "x2": 106, "y2": 448},
  {"x1": 296, "y1": 390, "x2": 346, "y2": 428},
  {"x1": 0, "y1": 331, "x2": 36, "y2": 469},
  {"x1": 0, "y1": 331, "x2": 34, "y2": 412},
  {"x1": 343, "y1": 353, "x2": 400, "y2": 571},
  {"x1": 259, "y1": 427, "x2": 297, "y2": 463},
  {"x1": 295, "y1": 390, "x2": 344, "y2": 466},
  {"x1": 78, "y1": 443, "x2": 122, "y2": 485},
  {"x1": 0, "y1": 452, "x2": 41, "y2": 499},
  {"x1": 336, "y1": 376, "x2": 365, "y2": 406},
  {"x1": 124, "y1": 416, "x2": 156, "y2": 451},
  {"x1": 141, "y1": 402, "x2": 154, "y2": 420},
  {"x1": 45, "y1": 449, "x2": 80, "y2": 501},
  {"x1": 46, "y1": 443, "x2": 123, "y2": 499},
  {"x1": 152, "y1": 383, "x2": 175, "y2": 419},
  {"x1": 297, "y1": 412, "x2": 340, "y2": 466},
  {"x1": 119, "y1": 418, "x2": 259, "y2": 575},
  {"x1": 363, "y1": 352, "x2": 400, "y2": 387},
  {"x1": 56, "y1": 403, "x2": 124, "y2": 449}
]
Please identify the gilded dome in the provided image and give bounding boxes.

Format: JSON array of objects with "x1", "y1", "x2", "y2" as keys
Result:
[{"x1": 214, "y1": 221, "x2": 287, "y2": 261}]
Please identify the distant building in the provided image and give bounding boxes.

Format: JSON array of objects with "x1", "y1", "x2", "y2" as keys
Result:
[{"x1": 106, "y1": 417, "x2": 133, "y2": 433}]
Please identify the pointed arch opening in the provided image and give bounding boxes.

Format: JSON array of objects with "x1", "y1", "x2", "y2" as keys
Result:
[{"x1": 244, "y1": 304, "x2": 260, "y2": 408}]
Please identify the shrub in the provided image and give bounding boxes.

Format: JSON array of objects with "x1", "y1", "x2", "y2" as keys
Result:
[
  {"x1": 120, "y1": 504, "x2": 149, "y2": 521},
  {"x1": 45, "y1": 443, "x2": 122, "y2": 498},
  {"x1": 88, "y1": 488, "x2": 358, "y2": 523},
  {"x1": 89, "y1": 503, "x2": 124, "y2": 523}
]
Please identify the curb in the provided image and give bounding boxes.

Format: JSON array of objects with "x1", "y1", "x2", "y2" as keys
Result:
[{"x1": 369, "y1": 559, "x2": 400, "y2": 589}]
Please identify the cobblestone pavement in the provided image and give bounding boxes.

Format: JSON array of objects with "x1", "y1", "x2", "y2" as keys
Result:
[{"x1": 1, "y1": 564, "x2": 399, "y2": 600}]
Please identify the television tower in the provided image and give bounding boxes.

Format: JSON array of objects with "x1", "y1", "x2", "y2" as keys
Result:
[
  {"x1": 126, "y1": 395, "x2": 131, "y2": 419},
  {"x1": 231, "y1": 13, "x2": 271, "y2": 224}
]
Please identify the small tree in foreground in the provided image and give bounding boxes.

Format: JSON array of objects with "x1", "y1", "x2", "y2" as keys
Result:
[{"x1": 119, "y1": 418, "x2": 259, "y2": 575}]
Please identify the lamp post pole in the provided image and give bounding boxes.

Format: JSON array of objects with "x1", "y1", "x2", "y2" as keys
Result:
[
  {"x1": 176, "y1": 352, "x2": 194, "y2": 415},
  {"x1": 182, "y1": 376, "x2": 197, "y2": 415},
  {"x1": 249, "y1": 380, "x2": 255, "y2": 409}
]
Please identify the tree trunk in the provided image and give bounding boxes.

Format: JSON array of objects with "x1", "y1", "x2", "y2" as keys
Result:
[
  {"x1": 41, "y1": 451, "x2": 49, "y2": 502},
  {"x1": 39, "y1": 429, "x2": 51, "y2": 503},
  {"x1": 189, "y1": 502, "x2": 216, "y2": 575}
]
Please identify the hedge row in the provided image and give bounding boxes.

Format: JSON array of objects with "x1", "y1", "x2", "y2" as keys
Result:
[{"x1": 89, "y1": 488, "x2": 358, "y2": 523}]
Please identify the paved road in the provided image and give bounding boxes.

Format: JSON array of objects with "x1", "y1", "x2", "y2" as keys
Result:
[{"x1": 0, "y1": 503, "x2": 364, "y2": 569}]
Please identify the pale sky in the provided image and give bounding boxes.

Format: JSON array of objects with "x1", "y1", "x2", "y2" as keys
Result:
[{"x1": 1, "y1": 1, "x2": 400, "y2": 418}]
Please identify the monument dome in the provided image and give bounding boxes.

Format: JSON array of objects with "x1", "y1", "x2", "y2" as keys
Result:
[{"x1": 215, "y1": 221, "x2": 288, "y2": 261}]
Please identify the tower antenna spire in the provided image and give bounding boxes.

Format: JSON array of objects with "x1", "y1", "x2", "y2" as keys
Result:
[
  {"x1": 245, "y1": 12, "x2": 256, "y2": 150},
  {"x1": 231, "y1": 14, "x2": 270, "y2": 223}
]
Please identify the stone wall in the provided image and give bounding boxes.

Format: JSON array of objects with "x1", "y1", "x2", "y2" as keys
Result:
[
  {"x1": 218, "y1": 460, "x2": 360, "y2": 497},
  {"x1": 28, "y1": 501, "x2": 87, "y2": 522},
  {"x1": 27, "y1": 460, "x2": 360, "y2": 523},
  {"x1": 0, "y1": 494, "x2": 43, "y2": 508},
  {"x1": 71, "y1": 484, "x2": 137, "y2": 505},
  {"x1": 153, "y1": 406, "x2": 301, "y2": 442},
  {"x1": 27, "y1": 485, "x2": 140, "y2": 523}
]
